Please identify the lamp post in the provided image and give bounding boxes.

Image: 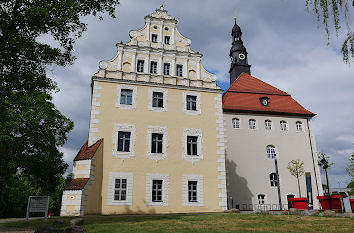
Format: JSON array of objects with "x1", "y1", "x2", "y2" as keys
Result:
[
  {"x1": 274, "y1": 156, "x2": 282, "y2": 210},
  {"x1": 319, "y1": 156, "x2": 332, "y2": 210}
]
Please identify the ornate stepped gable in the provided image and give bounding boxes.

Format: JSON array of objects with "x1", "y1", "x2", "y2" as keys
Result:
[
  {"x1": 223, "y1": 72, "x2": 315, "y2": 116},
  {"x1": 94, "y1": 5, "x2": 219, "y2": 90}
]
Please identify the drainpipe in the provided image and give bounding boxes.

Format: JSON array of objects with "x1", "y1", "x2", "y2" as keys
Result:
[
  {"x1": 306, "y1": 118, "x2": 319, "y2": 196},
  {"x1": 274, "y1": 157, "x2": 282, "y2": 210}
]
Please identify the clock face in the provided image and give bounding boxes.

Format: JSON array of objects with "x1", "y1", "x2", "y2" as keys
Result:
[
  {"x1": 239, "y1": 53, "x2": 246, "y2": 60},
  {"x1": 262, "y1": 99, "x2": 268, "y2": 106}
]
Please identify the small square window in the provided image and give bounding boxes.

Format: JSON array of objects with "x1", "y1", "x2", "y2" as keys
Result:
[
  {"x1": 120, "y1": 89, "x2": 133, "y2": 105},
  {"x1": 186, "y1": 95, "x2": 197, "y2": 111},
  {"x1": 296, "y1": 121, "x2": 303, "y2": 132},
  {"x1": 164, "y1": 36, "x2": 170, "y2": 45},
  {"x1": 232, "y1": 118, "x2": 240, "y2": 129},
  {"x1": 265, "y1": 120, "x2": 272, "y2": 130},
  {"x1": 269, "y1": 173, "x2": 278, "y2": 187},
  {"x1": 150, "y1": 61, "x2": 157, "y2": 74},
  {"x1": 151, "y1": 133, "x2": 163, "y2": 153},
  {"x1": 137, "y1": 60, "x2": 144, "y2": 72},
  {"x1": 114, "y1": 178, "x2": 127, "y2": 201},
  {"x1": 117, "y1": 131, "x2": 131, "y2": 152},
  {"x1": 152, "y1": 34, "x2": 158, "y2": 43},
  {"x1": 258, "y1": 194, "x2": 265, "y2": 204},
  {"x1": 176, "y1": 64, "x2": 183, "y2": 77},
  {"x1": 280, "y1": 121, "x2": 287, "y2": 131},
  {"x1": 152, "y1": 92, "x2": 164, "y2": 108},
  {"x1": 249, "y1": 119, "x2": 256, "y2": 130},
  {"x1": 164, "y1": 63, "x2": 170, "y2": 75}
]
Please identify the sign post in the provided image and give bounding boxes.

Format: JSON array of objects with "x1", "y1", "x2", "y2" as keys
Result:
[{"x1": 26, "y1": 196, "x2": 50, "y2": 221}]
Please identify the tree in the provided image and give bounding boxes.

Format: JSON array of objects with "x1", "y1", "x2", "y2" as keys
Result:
[
  {"x1": 0, "y1": 0, "x2": 119, "y2": 216},
  {"x1": 305, "y1": 0, "x2": 353, "y2": 63},
  {"x1": 346, "y1": 153, "x2": 354, "y2": 179},
  {"x1": 287, "y1": 159, "x2": 305, "y2": 197}
]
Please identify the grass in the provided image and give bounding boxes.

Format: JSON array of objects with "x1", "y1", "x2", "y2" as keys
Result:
[{"x1": 0, "y1": 213, "x2": 353, "y2": 233}]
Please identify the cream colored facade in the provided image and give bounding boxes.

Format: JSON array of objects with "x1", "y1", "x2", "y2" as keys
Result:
[{"x1": 61, "y1": 6, "x2": 226, "y2": 216}]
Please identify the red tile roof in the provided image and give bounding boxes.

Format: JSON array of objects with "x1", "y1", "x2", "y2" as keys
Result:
[
  {"x1": 223, "y1": 73, "x2": 315, "y2": 116},
  {"x1": 64, "y1": 178, "x2": 89, "y2": 190},
  {"x1": 74, "y1": 138, "x2": 103, "y2": 161}
]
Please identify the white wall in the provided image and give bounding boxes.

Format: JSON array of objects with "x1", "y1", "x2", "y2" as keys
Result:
[{"x1": 224, "y1": 112, "x2": 323, "y2": 210}]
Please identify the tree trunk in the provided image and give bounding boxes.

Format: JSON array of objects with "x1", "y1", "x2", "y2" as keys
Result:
[{"x1": 297, "y1": 176, "x2": 301, "y2": 197}]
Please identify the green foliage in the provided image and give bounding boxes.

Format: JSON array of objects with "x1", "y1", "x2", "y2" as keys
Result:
[
  {"x1": 347, "y1": 180, "x2": 354, "y2": 196},
  {"x1": 0, "y1": 0, "x2": 119, "y2": 217},
  {"x1": 287, "y1": 159, "x2": 305, "y2": 178},
  {"x1": 287, "y1": 159, "x2": 305, "y2": 197},
  {"x1": 305, "y1": 0, "x2": 353, "y2": 63},
  {"x1": 345, "y1": 153, "x2": 354, "y2": 179},
  {"x1": 317, "y1": 152, "x2": 334, "y2": 169}
]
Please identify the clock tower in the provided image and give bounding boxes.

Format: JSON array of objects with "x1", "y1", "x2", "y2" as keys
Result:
[{"x1": 229, "y1": 18, "x2": 251, "y2": 85}]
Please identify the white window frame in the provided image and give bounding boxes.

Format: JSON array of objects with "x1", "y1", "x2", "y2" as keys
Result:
[
  {"x1": 163, "y1": 63, "x2": 170, "y2": 75},
  {"x1": 116, "y1": 85, "x2": 137, "y2": 110},
  {"x1": 266, "y1": 145, "x2": 277, "y2": 158},
  {"x1": 112, "y1": 124, "x2": 136, "y2": 159},
  {"x1": 148, "y1": 88, "x2": 168, "y2": 112},
  {"x1": 182, "y1": 175, "x2": 204, "y2": 206},
  {"x1": 146, "y1": 173, "x2": 169, "y2": 206},
  {"x1": 249, "y1": 119, "x2": 257, "y2": 130},
  {"x1": 232, "y1": 118, "x2": 240, "y2": 129},
  {"x1": 137, "y1": 60, "x2": 144, "y2": 73},
  {"x1": 176, "y1": 64, "x2": 183, "y2": 77},
  {"x1": 150, "y1": 61, "x2": 158, "y2": 74},
  {"x1": 182, "y1": 91, "x2": 201, "y2": 115},
  {"x1": 296, "y1": 121, "x2": 303, "y2": 132},
  {"x1": 107, "y1": 172, "x2": 133, "y2": 206},
  {"x1": 146, "y1": 126, "x2": 168, "y2": 160},
  {"x1": 257, "y1": 194, "x2": 266, "y2": 204},
  {"x1": 183, "y1": 128, "x2": 203, "y2": 163},
  {"x1": 265, "y1": 120, "x2": 272, "y2": 130},
  {"x1": 269, "y1": 172, "x2": 278, "y2": 187},
  {"x1": 280, "y1": 120, "x2": 288, "y2": 131}
]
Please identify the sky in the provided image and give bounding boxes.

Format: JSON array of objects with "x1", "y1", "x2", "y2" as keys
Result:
[{"x1": 47, "y1": 0, "x2": 354, "y2": 189}]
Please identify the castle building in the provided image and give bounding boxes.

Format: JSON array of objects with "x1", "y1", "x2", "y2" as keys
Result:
[
  {"x1": 60, "y1": 7, "x2": 324, "y2": 216},
  {"x1": 60, "y1": 6, "x2": 227, "y2": 216},
  {"x1": 223, "y1": 19, "x2": 323, "y2": 210}
]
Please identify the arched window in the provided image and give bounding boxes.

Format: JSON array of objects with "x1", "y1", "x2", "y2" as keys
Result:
[
  {"x1": 265, "y1": 120, "x2": 272, "y2": 130},
  {"x1": 232, "y1": 118, "x2": 240, "y2": 129},
  {"x1": 266, "y1": 145, "x2": 276, "y2": 158},
  {"x1": 249, "y1": 119, "x2": 256, "y2": 130},
  {"x1": 280, "y1": 120, "x2": 287, "y2": 131},
  {"x1": 269, "y1": 173, "x2": 278, "y2": 187},
  {"x1": 296, "y1": 121, "x2": 303, "y2": 132},
  {"x1": 258, "y1": 194, "x2": 265, "y2": 204}
]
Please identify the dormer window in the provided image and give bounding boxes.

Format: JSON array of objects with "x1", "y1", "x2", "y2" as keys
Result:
[
  {"x1": 260, "y1": 97, "x2": 269, "y2": 106},
  {"x1": 152, "y1": 34, "x2": 158, "y2": 43}
]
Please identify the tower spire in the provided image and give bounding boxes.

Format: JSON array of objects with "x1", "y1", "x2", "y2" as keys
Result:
[{"x1": 229, "y1": 17, "x2": 251, "y2": 85}]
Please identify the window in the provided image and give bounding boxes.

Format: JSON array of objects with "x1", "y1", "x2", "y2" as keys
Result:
[
  {"x1": 258, "y1": 194, "x2": 265, "y2": 204},
  {"x1": 265, "y1": 120, "x2": 272, "y2": 130},
  {"x1": 117, "y1": 132, "x2": 131, "y2": 152},
  {"x1": 137, "y1": 60, "x2": 144, "y2": 72},
  {"x1": 269, "y1": 173, "x2": 278, "y2": 187},
  {"x1": 280, "y1": 120, "x2": 287, "y2": 131},
  {"x1": 152, "y1": 180, "x2": 163, "y2": 202},
  {"x1": 186, "y1": 95, "x2": 197, "y2": 111},
  {"x1": 114, "y1": 178, "x2": 127, "y2": 201},
  {"x1": 188, "y1": 181, "x2": 198, "y2": 202},
  {"x1": 152, "y1": 92, "x2": 164, "y2": 108},
  {"x1": 296, "y1": 121, "x2": 303, "y2": 132},
  {"x1": 232, "y1": 118, "x2": 240, "y2": 129},
  {"x1": 163, "y1": 63, "x2": 170, "y2": 75},
  {"x1": 120, "y1": 89, "x2": 133, "y2": 105},
  {"x1": 266, "y1": 145, "x2": 276, "y2": 158},
  {"x1": 249, "y1": 119, "x2": 256, "y2": 130},
  {"x1": 176, "y1": 64, "x2": 183, "y2": 77},
  {"x1": 151, "y1": 133, "x2": 163, "y2": 153},
  {"x1": 150, "y1": 61, "x2": 157, "y2": 74},
  {"x1": 164, "y1": 36, "x2": 170, "y2": 45},
  {"x1": 152, "y1": 34, "x2": 158, "y2": 43},
  {"x1": 187, "y1": 136, "x2": 198, "y2": 156}
]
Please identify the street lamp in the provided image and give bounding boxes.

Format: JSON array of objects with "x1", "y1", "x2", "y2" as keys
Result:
[{"x1": 318, "y1": 156, "x2": 332, "y2": 210}]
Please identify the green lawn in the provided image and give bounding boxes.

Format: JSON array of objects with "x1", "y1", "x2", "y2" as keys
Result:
[{"x1": 0, "y1": 213, "x2": 353, "y2": 233}]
